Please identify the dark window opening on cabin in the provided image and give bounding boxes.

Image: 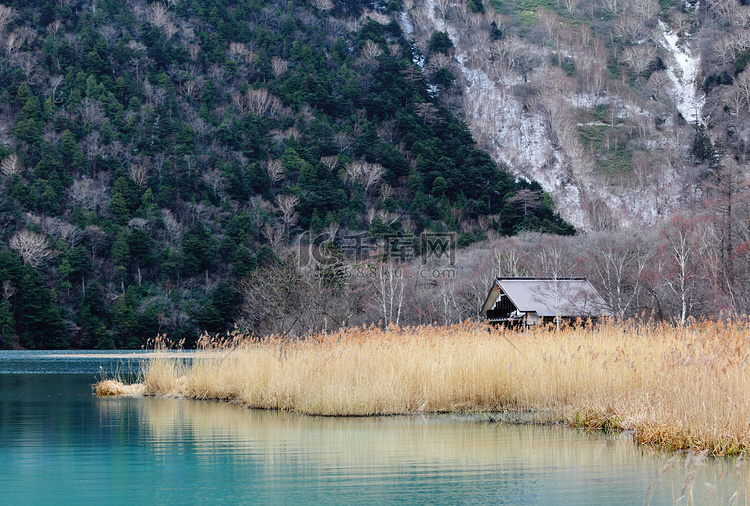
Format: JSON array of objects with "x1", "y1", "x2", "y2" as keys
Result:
[{"x1": 486, "y1": 292, "x2": 517, "y2": 322}]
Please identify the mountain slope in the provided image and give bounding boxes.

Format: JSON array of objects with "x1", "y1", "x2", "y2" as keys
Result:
[
  {"x1": 0, "y1": 0, "x2": 572, "y2": 348},
  {"x1": 401, "y1": 0, "x2": 743, "y2": 230}
]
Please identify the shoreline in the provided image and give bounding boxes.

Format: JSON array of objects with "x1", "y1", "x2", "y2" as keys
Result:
[
  {"x1": 95, "y1": 321, "x2": 750, "y2": 456},
  {"x1": 43, "y1": 352, "x2": 196, "y2": 359},
  {"x1": 96, "y1": 379, "x2": 560, "y2": 424}
]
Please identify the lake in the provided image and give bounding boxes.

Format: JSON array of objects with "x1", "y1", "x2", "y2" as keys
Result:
[{"x1": 0, "y1": 350, "x2": 745, "y2": 504}]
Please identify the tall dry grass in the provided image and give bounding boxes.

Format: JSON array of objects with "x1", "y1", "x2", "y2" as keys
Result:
[{"x1": 102, "y1": 319, "x2": 750, "y2": 456}]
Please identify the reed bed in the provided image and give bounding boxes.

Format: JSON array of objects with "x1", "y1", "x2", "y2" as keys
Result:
[{"x1": 99, "y1": 319, "x2": 750, "y2": 456}]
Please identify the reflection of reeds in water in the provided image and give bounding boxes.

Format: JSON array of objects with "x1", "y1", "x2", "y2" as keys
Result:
[
  {"x1": 97, "y1": 394, "x2": 647, "y2": 472},
  {"x1": 102, "y1": 320, "x2": 750, "y2": 455},
  {"x1": 97, "y1": 395, "x2": 749, "y2": 504}
]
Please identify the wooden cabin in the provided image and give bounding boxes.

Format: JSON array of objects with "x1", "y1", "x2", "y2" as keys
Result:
[{"x1": 480, "y1": 277, "x2": 608, "y2": 326}]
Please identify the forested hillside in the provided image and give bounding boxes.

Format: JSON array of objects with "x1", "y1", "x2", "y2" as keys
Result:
[{"x1": 0, "y1": 0, "x2": 574, "y2": 348}]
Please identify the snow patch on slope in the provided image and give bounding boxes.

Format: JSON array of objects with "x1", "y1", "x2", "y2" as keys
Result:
[
  {"x1": 659, "y1": 20, "x2": 704, "y2": 124},
  {"x1": 400, "y1": 11, "x2": 414, "y2": 36}
]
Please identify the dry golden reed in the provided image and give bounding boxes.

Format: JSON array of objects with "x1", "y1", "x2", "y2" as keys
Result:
[
  {"x1": 95, "y1": 379, "x2": 146, "y2": 396},
  {"x1": 99, "y1": 319, "x2": 750, "y2": 456}
]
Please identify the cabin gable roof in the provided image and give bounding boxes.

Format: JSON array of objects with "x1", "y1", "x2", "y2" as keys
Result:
[{"x1": 481, "y1": 277, "x2": 608, "y2": 319}]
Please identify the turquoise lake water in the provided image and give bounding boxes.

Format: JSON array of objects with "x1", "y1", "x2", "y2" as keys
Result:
[{"x1": 0, "y1": 350, "x2": 746, "y2": 505}]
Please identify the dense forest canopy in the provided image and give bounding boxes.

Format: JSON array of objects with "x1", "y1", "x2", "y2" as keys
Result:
[{"x1": 0, "y1": 0, "x2": 571, "y2": 348}]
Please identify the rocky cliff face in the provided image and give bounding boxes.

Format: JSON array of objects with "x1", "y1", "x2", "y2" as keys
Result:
[{"x1": 399, "y1": 0, "x2": 738, "y2": 231}]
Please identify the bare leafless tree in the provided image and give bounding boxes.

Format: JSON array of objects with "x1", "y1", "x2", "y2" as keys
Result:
[
  {"x1": 400, "y1": 217, "x2": 416, "y2": 236},
  {"x1": 622, "y1": 44, "x2": 657, "y2": 77},
  {"x1": 0, "y1": 5, "x2": 14, "y2": 34},
  {"x1": 427, "y1": 52, "x2": 451, "y2": 73},
  {"x1": 581, "y1": 232, "x2": 653, "y2": 316},
  {"x1": 82, "y1": 225, "x2": 107, "y2": 264},
  {"x1": 311, "y1": 0, "x2": 334, "y2": 10},
  {"x1": 161, "y1": 209, "x2": 183, "y2": 246},
  {"x1": 163, "y1": 20, "x2": 178, "y2": 39},
  {"x1": 434, "y1": 0, "x2": 450, "y2": 22},
  {"x1": 377, "y1": 210, "x2": 399, "y2": 226},
  {"x1": 128, "y1": 164, "x2": 149, "y2": 189},
  {"x1": 148, "y1": 2, "x2": 169, "y2": 27},
  {"x1": 233, "y1": 88, "x2": 283, "y2": 116},
  {"x1": 368, "y1": 261, "x2": 407, "y2": 327},
  {"x1": 98, "y1": 24, "x2": 119, "y2": 45},
  {"x1": 39, "y1": 217, "x2": 83, "y2": 247},
  {"x1": 658, "y1": 216, "x2": 704, "y2": 325},
  {"x1": 81, "y1": 131, "x2": 103, "y2": 170},
  {"x1": 374, "y1": 121, "x2": 398, "y2": 147},
  {"x1": 632, "y1": 0, "x2": 659, "y2": 21},
  {"x1": 670, "y1": 11, "x2": 689, "y2": 35},
  {"x1": 612, "y1": 16, "x2": 647, "y2": 43},
  {"x1": 334, "y1": 132, "x2": 353, "y2": 154},
  {"x1": 738, "y1": 6, "x2": 750, "y2": 28},
  {"x1": 324, "y1": 221, "x2": 340, "y2": 241},
  {"x1": 320, "y1": 156, "x2": 339, "y2": 172},
  {"x1": 714, "y1": 35, "x2": 741, "y2": 67},
  {"x1": 270, "y1": 56, "x2": 288, "y2": 78},
  {"x1": 507, "y1": 190, "x2": 543, "y2": 217},
  {"x1": 362, "y1": 40, "x2": 383, "y2": 60},
  {"x1": 2, "y1": 280, "x2": 16, "y2": 300},
  {"x1": 4, "y1": 32, "x2": 22, "y2": 57},
  {"x1": 343, "y1": 160, "x2": 385, "y2": 198},
  {"x1": 202, "y1": 168, "x2": 228, "y2": 200},
  {"x1": 1, "y1": 154, "x2": 22, "y2": 176},
  {"x1": 264, "y1": 158, "x2": 285, "y2": 182},
  {"x1": 47, "y1": 19, "x2": 63, "y2": 37},
  {"x1": 726, "y1": 89, "x2": 746, "y2": 116},
  {"x1": 9, "y1": 230, "x2": 57, "y2": 267},
  {"x1": 68, "y1": 178, "x2": 110, "y2": 214},
  {"x1": 180, "y1": 78, "x2": 203, "y2": 100},
  {"x1": 78, "y1": 98, "x2": 107, "y2": 126},
  {"x1": 601, "y1": 0, "x2": 624, "y2": 16},
  {"x1": 494, "y1": 245, "x2": 526, "y2": 277},
  {"x1": 380, "y1": 183, "x2": 393, "y2": 201},
  {"x1": 188, "y1": 43, "x2": 201, "y2": 61},
  {"x1": 647, "y1": 70, "x2": 673, "y2": 100},
  {"x1": 275, "y1": 194, "x2": 300, "y2": 231},
  {"x1": 228, "y1": 42, "x2": 248, "y2": 60},
  {"x1": 735, "y1": 69, "x2": 750, "y2": 113},
  {"x1": 237, "y1": 255, "x2": 360, "y2": 336},
  {"x1": 263, "y1": 223, "x2": 286, "y2": 253},
  {"x1": 46, "y1": 75, "x2": 65, "y2": 104},
  {"x1": 414, "y1": 102, "x2": 440, "y2": 124},
  {"x1": 707, "y1": 0, "x2": 739, "y2": 22},
  {"x1": 143, "y1": 80, "x2": 168, "y2": 108}
]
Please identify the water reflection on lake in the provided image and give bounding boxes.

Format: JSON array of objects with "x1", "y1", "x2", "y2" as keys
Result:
[{"x1": 0, "y1": 351, "x2": 746, "y2": 504}]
